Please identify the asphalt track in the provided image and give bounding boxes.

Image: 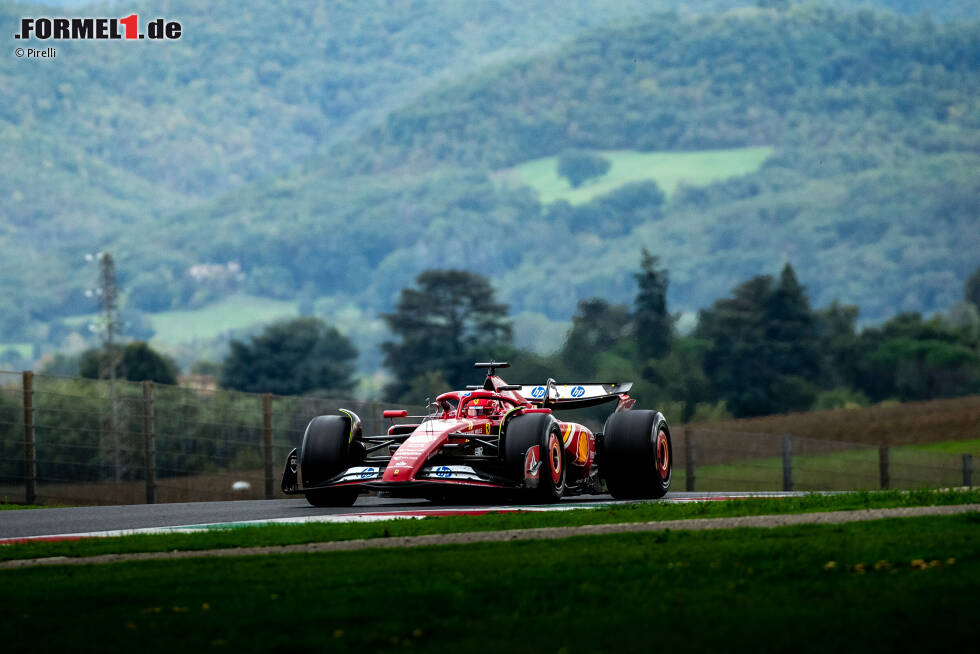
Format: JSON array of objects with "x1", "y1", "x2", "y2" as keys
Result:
[{"x1": 0, "y1": 492, "x2": 803, "y2": 540}]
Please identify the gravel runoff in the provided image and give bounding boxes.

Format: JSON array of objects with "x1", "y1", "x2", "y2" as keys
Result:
[{"x1": 3, "y1": 503, "x2": 978, "y2": 570}]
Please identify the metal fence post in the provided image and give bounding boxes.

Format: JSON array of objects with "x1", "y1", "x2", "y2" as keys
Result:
[
  {"x1": 879, "y1": 446, "x2": 890, "y2": 490},
  {"x1": 142, "y1": 381, "x2": 156, "y2": 504},
  {"x1": 684, "y1": 430, "x2": 696, "y2": 492},
  {"x1": 263, "y1": 393, "x2": 274, "y2": 499},
  {"x1": 963, "y1": 453, "x2": 973, "y2": 488},
  {"x1": 782, "y1": 434, "x2": 793, "y2": 492},
  {"x1": 22, "y1": 370, "x2": 36, "y2": 505}
]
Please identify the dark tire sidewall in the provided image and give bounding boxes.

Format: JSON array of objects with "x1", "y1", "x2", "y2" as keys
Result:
[
  {"x1": 602, "y1": 410, "x2": 671, "y2": 499},
  {"x1": 503, "y1": 412, "x2": 565, "y2": 503},
  {"x1": 300, "y1": 415, "x2": 362, "y2": 507}
]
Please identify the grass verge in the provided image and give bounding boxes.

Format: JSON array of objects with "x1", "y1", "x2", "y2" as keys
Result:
[
  {"x1": 1, "y1": 514, "x2": 978, "y2": 652},
  {"x1": 672, "y1": 441, "x2": 977, "y2": 491},
  {"x1": 2, "y1": 489, "x2": 978, "y2": 563}
]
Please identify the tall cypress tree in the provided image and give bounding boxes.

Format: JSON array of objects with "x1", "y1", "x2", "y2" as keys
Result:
[
  {"x1": 966, "y1": 265, "x2": 980, "y2": 312},
  {"x1": 766, "y1": 263, "x2": 820, "y2": 379},
  {"x1": 633, "y1": 249, "x2": 673, "y2": 359}
]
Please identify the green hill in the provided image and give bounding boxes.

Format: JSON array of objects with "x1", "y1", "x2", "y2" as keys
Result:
[
  {"x1": 172, "y1": 6, "x2": 979, "y2": 325},
  {"x1": 3, "y1": 1, "x2": 980, "y2": 370},
  {"x1": 2, "y1": 0, "x2": 709, "y2": 332}
]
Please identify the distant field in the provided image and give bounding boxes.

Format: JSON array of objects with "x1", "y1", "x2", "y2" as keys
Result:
[
  {"x1": 672, "y1": 438, "x2": 980, "y2": 492},
  {"x1": 58, "y1": 294, "x2": 298, "y2": 349},
  {"x1": 148, "y1": 294, "x2": 298, "y2": 346},
  {"x1": 687, "y1": 394, "x2": 980, "y2": 447},
  {"x1": 498, "y1": 146, "x2": 773, "y2": 205},
  {"x1": 0, "y1": 343, "x2": 32, "y2": 358}
]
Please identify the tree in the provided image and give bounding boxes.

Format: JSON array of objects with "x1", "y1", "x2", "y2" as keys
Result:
[
  {"x1": 382, "y1": 270, "x2": 512, "y2": 400},
  {"x1": 695, "y1": 264, "x2": 821, "y2": 417},
  {"x1": 220, "y1": 317, "x2": 357, "y2": 395},
  {"x1": 561, "y1": 299, "x2": 632, "y2": 378},
  {"x1": 765, "y1": 263, "x2": 821, "y2": 381},
  {"x1": 695, "y1": 275, "x2": 775, "y2": 417},
  {"x1": 633, "y1": 249, "x2": 673, "y2": 359},
  {"x1": 127, "y1": 270, "x2": 176, "y2": 312},
  {"x1": 814, "y1": 300, "x2": 860, "y2": 388},
  {"x1": 79, "y1": 341, "x2": 178, "y2": 385},
  {"x1": 849, "y1": 313, "x2": 980, "y2": 401},
  {"x1": 557, "y1": 149, "x2": 611, "y2": 188},
  {"x1": 966, "y1": 265, "x2": 980, "y2": 312}
]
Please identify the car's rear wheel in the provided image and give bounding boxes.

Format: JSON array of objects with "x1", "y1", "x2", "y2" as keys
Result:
[
  {"x1": 300, "y1": 415, "x2": 361, "y2": 507},
  {"x1": 601, "y1": 410, "x2": 671, "y2": 499},
  {"x1": 503, "y1": 412, "x2": 565, "y2": 503}
]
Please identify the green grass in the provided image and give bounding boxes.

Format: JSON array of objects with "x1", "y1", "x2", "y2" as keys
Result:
[
  {"x1": 1, "y1": 514, "x2": 978, "y2": 652},
  {"x1": 3, "y1": 489, "x2": 978, "y2": 563},
  {"x1": 498, "y1": 146, "x2": 773, "y2": 205},
  {"x1": 148, "y1": 293, "x2": 298, "y2": 346},
  {"x1": 60, "y1": 294, "x2": 298, "y2": 348},
  {"x1": 673, "y1": 439, "x2": 978, "y2": 492},
  {"x1": 0, "y1": 342, "x2": 32, "y2": 358},
  {"x1": 910, "y1": 438, "x2": 980, "y2": 456}
]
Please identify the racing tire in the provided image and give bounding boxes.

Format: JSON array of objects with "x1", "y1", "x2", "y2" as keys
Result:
[
  {"x1": 503, "y1": 412, "x2": 565, "y2": 503},
  {"x1": 300, "y1": 415, "x2": 361, "y2": 507},
  {"x1": 305, "y1": 487, "x2": 358, "y2": 507},
  {"x1": 601, "y1": 410, "x2": 671, "y2": 499}
]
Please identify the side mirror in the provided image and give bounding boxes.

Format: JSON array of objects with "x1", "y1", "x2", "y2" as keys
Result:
[{"x1": 383, "y1": 409, "x2": 408, "y2": 419}]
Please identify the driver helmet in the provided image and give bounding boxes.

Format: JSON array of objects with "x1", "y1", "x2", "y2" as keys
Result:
[{"x1": 466, "y1": 398, "x2": 496, "y2": 418}]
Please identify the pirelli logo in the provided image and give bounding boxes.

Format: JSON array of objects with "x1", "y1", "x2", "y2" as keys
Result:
[{"x1": 14, "y1": 15, "x2": 182, "y2": 40}]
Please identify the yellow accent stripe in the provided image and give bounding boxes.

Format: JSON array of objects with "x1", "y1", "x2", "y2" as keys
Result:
[
  {"x1": 338, "y1": 409, "x2": 357, "y2": 442},
  {"x1": 561, "y1": 425, "x2": 573, "y2": 444}
]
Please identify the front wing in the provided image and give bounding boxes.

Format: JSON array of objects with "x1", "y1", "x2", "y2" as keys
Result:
[{"x1": 280, "y1": 448, "x2": 519, "y2": 496}]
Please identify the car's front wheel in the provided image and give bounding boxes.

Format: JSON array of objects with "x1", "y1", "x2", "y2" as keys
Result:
[
  {"x1": 503, "y1": 412, "x2": 565, "y2": 503},
  {"x1": 300, "y1": 414, "x2": 361, "y2": 507}
]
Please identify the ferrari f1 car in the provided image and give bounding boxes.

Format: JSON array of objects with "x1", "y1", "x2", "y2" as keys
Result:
[{"x1": 281, "y1": 361, "x2": 672, "y2": 506}]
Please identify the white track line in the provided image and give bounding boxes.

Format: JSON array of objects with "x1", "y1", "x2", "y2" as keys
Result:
[{"x1": 0, "y1": 494, "x2": 797, "y2": 544}]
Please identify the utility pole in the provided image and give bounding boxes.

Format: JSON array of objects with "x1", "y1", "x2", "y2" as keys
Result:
[{"x1": 90, "y1": 252, "x2": 124, "y2": 483}]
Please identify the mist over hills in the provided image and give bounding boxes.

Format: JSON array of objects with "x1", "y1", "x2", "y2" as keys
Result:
[{"x1": 2, "y1": 0, "x2": 979, "y2": 371}]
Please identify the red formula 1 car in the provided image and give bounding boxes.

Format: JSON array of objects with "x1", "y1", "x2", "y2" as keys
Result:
[{"x1": 281, "y1": 362, "x2": 672, "y2": 506}]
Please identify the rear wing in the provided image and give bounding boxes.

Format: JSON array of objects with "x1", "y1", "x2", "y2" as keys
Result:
[{"x1": 517, "y1": 382, "x2": 633, "y2": 410}]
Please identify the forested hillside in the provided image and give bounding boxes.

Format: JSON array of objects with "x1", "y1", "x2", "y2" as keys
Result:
[
  {"x1": 351, "y1": 7, "x2": 980, "y2": 171},
  {"x1": 1, "y1": 0, "x2": 697, "y2": 328},
  {"x1": 3, "y1": 1, "x2": 978, "y2": 374},
  {"x1": 137, "y1": 6, "x2": 978, "y2": 326}
]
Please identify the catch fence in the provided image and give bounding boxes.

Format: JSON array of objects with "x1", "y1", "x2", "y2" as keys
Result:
[
  {"x1": 0, "y1": 370, "x2": 410, "y2": 506},
  {"x1": 669, "y1": 427, "x2": 976, "y2": 492},
  {"x1": 0, "y1": 370, "x2": 977, "y2": 505}
]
